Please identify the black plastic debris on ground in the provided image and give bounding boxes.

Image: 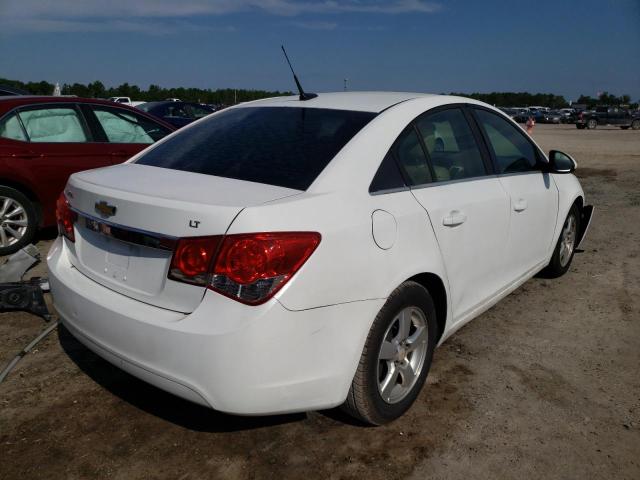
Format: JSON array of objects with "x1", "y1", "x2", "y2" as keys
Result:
[{"x1": 0, "y1": 244, "x2": 52, "y2": 321}]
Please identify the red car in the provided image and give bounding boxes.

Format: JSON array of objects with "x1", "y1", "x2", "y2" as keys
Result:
[{"x1": 0, "y1": 96, "x2": 175, "y2": 255}]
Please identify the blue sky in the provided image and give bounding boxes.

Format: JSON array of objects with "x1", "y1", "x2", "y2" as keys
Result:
[{"x1": 1, "y1": 0, "x2": 639, "y2": 101}]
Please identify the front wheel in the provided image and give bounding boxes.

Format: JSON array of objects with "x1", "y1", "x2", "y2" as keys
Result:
[
  {"x1": 631, "y1": 120, "x2": 640, "y2": 130},
  {"x1": 586, "y1": 119, "x2": 597, "y2": 129},
  {"x1": 543, "y1": 204, "x2": 581, "y2": 278},
  {"x1": 0, "y1": 186, "x2": 38, "y2": 256},
  {"x1": 341, "y1": 281, "x2": 437, "y2": 425}
]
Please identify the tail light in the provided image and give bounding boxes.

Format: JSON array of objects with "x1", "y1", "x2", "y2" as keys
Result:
[
  {"x1": 169, "y1": 236, "x2": 222, "y2": 285},
  {"x1": 169, "y1": 232, "x2": 321, "y2": 305},
  {"x1": 55, "y1": 192, "x2": 77, "y2": 242}
]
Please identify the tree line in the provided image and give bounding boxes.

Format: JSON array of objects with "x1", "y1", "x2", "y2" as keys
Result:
[
  {"x1": 1, "y1": 77, "x2": 637, "y2": 109},
  {"x1": 449, "y1": 91, "x2": 638, "y2": 109},
  {"x1": 0, "y1": 77, "x2": 291, "y2": 105}
]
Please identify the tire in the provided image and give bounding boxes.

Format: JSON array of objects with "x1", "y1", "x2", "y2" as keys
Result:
[
  {"x1": 620, "y1": 126, "x2": 629, "y2": 130},
  {"x1": 0, "y1": 186, "x2": 38, "y2": 256},
  {"x1": 543, "y1": 204, "x2": 581, "y2": 278},
  {"x1": 341, "y1": 281, "x2": 437, "y2": 425},
  {"x1": 586, "y1": 119, "x2": 597, "y2": 129},
  {"x1": 631, "y1": 120, "x2": 640, "y2": 130},
  {"x1": 576, "y1": 124, "x2": 585, "y2": 129}
]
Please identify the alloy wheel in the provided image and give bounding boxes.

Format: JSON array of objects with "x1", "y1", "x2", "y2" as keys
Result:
[
  {"x1": 377, "y1": 306, "x2": 429, "y2": 404},
  {"x1": 559, "y1": 213, "x2": 577, "y2": 267},
  {"x1": 0, "y1": 196, "x2": 29, "y2": 249}
]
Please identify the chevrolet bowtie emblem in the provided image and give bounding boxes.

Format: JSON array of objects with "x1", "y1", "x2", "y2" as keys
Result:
[{"x1": 95, "y1": 201, "x2": 117, "y2": 218}]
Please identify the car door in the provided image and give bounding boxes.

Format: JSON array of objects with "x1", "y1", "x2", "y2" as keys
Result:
[
  {"x1": 395, "y1": 106, "x2": 511, "y2": 323},
  {"x1": 609, "y1": 107, "x2": 625, "y2": 125},
  {"x1": 472, "y1": 108, "x2": 558, "y2": 282},
  {"x1": 13, "y1": 103, "x2": 113, "y2": 218},
  {"x1": 82, "y1": 104, "x2": 173, "y2": 163}
]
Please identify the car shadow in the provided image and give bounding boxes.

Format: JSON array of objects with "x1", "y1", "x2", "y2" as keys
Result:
[
  {"x1": 35, "y1": 226, "x2": 58, "y2": 243},
  {"x1": 57, "y1": 324, "x2": 307, "y2": 433}
]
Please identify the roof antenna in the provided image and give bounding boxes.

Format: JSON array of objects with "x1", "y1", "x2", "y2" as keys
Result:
[{"x1": 281, "y1": 45, "x2": 317, "y2": 101}]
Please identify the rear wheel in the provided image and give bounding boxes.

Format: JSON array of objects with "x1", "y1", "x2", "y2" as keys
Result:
[
  {"x1": 586, "y1": 119, "x2": 597, "y2": 129},
  {"x1": 620, "y1": 126, "x2": 629, "y2": 130},
  {"x1": 0, "y1": 186, "x2": 37, "y2": 256},
  {"x1": 543, "y1": 204, "x2": 580, "y2": 278},
  {"x1": 341, "y1": 281, "x2": 437, "y2": 425}
]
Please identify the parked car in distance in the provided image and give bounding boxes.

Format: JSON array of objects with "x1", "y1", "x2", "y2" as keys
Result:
[
  {"x1": 108, "y1": 97, "x2": 139, "y2": 107},
  {"x1": 575, "y1": 106, "x2": 640, "y2": 130},
  {"x1": 48, "y1": 92, "x2": 593, "y2": 425},
  {"x1": 559, "y1": 108, "x2": 577, "y2": 123},
  {"x1": 528, "y1": 106, "x2": 549, "y2": 113},
  {"x1": 0, "y1": 96, "x2": 175, "y2": 254},
  {"x1": 137, "y1": 101, "x2": 215, "y2": 128},
  {"x1": 498, "y1": 107, "x2": 519, "y2": 119},
  {"x1": 512, "y1": 108, "x2": 531, "y2": 123},
  {"x1": 540, "y1": 110, "x2": 563, "y2": 124}
]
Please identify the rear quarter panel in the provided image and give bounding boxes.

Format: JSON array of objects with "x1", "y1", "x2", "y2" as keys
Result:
[{"x1": 228, "y1": 189, "x2": 451, "y2": 321}]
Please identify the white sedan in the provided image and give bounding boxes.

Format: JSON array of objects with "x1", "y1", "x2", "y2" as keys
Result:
[{"x1": 48, "y1": 92, "x2": 592, "y2": 425}]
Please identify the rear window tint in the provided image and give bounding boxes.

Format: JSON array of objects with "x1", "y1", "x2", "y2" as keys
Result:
[{"x1": 136, "y1": 107, "x2": 376, "y2": 190}]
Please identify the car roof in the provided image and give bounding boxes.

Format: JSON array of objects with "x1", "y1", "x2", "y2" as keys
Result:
[
  {"x1": 243, "y1": 91, "x2": 437, "y2": 113},
  {"x1": 140, "y1": 101, "x2": 209, "y2": 107},
  {"x1": 0, "y1": 95, "x2": 132, "y2": 109}
]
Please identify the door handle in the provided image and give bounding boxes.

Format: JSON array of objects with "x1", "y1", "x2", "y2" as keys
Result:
[
  {"x1": 443, "y1": 210, "x2": 467, "y2": 227},
  {"x1": 12, "y1": 150, "x2": 42, "y2": 159},
  {"x1": 513, "y1": 198, "x2": 528, "y2": 212}
]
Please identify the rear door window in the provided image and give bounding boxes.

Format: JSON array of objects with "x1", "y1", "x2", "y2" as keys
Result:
[
  {"x1": 137, "y1": 107, "x2": 376, "y2": 191},
  {"x1": 369, "y1": 152, "x2": 406, "y2": 193},
  {"x1": 90, "y1": 106, "x2": 171, "y2": 143},
  {"x1": 415, "y1": 108, "x2": 487, "y2": 181},
  {"x1": 393, "y1": 127, "x2": 432, "y2": 186},
  {"x1": 18, "y1": 107, "x2": 88, "y2": 143},
  {"x1": 166, "y1": 104, "x2": 190, "y2": 118},
  {"x1": 186, "y1": 104, "x2": 213, "y2": 119},
  {"x1": 0, "y1": 113, "x2": 27, "y2": 141}
]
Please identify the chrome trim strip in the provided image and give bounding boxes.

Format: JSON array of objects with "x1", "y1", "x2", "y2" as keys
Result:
[
  {"x1": 71, "y1": 208, "x2": 178, "y2": 251},
  {"x1": 370, "y1": 186, "x2": 411, "y2": 196},
  {"x1": 409, "y1": 174, "x2": 499, "y2": 190}
]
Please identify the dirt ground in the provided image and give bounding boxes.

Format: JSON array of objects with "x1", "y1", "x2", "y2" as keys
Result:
[{"x1": 1, "y1": 124, "x2": 639, "y2": 480}]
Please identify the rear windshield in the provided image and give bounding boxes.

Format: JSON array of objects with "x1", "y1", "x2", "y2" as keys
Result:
[{"x1": 136, "y1": 106, "x2": 377, "y2": 190}]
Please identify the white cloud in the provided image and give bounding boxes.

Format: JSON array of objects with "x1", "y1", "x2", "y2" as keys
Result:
[
  {"x1": 2, "y1": 18, "x2": 236, "y2": 35},
  {"x1": 0, "y1": 0, "x2": 440, "y2": 33},
  {"x1": 290, "y1": 21, "x2": 338, "y2": 30}
]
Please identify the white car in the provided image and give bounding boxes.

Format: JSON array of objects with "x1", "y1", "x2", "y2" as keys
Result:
[{"x1": 48, "y1": 92, "x2": 593, "y2": 425}]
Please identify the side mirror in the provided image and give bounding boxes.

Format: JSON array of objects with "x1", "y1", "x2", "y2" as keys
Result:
[{"x1": 548, "y1": 150, "x2": 577, "y2": 174}]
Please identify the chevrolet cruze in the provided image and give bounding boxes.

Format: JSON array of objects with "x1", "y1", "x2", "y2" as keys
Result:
[{"x1": 48, "y1": 92, "x2": 592, "y2": 425}]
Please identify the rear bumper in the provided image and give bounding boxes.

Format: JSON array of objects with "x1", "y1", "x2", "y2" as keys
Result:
[{"x1": 48, "y1": 237, "x2": 383, "y2": 415}]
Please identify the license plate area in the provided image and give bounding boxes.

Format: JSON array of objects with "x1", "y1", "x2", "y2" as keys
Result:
[{"x1": 74, "y1": 217, "x2": 173, "y2": 297}]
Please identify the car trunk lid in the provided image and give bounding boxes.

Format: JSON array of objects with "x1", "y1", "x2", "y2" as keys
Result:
[{"x1": 64, "y1": 163, "x2": 300, "y2": 312}]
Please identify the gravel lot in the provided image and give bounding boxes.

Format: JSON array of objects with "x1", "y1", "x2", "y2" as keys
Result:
[{"x1": 1, "y1": 124, "x2": 639, "y2": 480}]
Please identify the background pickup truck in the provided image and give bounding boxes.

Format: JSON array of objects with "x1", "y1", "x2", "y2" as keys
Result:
[{"x1": 576, "y1": 106, "x2": 640, "y2": 130}]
